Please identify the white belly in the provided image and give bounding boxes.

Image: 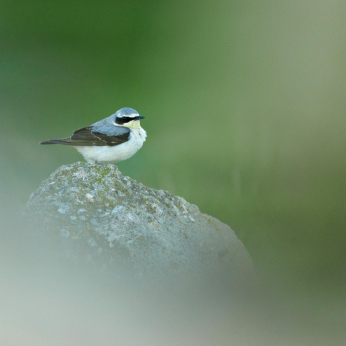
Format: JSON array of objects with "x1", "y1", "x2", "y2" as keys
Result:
[{"x1": 75, "y1": 128, "x2": 146, "y2": 164}]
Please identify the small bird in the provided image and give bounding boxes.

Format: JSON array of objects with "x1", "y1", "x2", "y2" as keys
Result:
[{"x1": 40, "y1": 108, "x2": 146, "y2": 164}]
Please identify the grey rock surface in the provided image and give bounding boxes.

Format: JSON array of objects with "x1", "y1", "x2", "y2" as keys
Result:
[{"x1": 24, "y1": 162, "x2": 254, "y2": 282}]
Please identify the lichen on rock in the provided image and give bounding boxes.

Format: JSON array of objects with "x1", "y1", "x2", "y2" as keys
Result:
[{"x1": 24, "y1": 162, "x2": 254, "y2": 282}]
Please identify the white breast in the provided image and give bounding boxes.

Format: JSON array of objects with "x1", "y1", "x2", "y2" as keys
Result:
[{"x1": 75, "y1": 128, "x2": 147, "y2": 164}]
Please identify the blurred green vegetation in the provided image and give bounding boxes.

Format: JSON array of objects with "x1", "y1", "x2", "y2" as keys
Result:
[{"x1": 1, "y1": 0, "x2": 345, "y2": 293}]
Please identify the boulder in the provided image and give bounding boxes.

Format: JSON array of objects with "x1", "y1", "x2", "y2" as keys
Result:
[{"x1": 24, "y1": 162, "x2": 254, "y2": 282}]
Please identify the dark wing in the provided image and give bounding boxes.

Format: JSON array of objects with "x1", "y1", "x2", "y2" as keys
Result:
[{"x1": 40, "y1": 126, "x2": 131, "y2": 146}]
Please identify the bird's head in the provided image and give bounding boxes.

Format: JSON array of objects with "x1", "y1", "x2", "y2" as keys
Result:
[{"x1": 114, "y1": 108, "x2": 145, "y2": 129}]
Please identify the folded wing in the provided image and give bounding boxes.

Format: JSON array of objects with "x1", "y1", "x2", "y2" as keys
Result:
[{"x1": 40, "y1": 126, "x2": 131, "y2": 146}]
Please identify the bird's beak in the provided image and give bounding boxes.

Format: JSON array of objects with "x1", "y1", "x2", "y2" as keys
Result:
[{"x1": 138, "y1": 116, "x2": 145, "y2": 119}]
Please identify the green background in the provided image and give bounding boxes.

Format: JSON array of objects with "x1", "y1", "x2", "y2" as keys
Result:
[{"x1": 1, "y1": 0, "x2": 345, "y2": 299}]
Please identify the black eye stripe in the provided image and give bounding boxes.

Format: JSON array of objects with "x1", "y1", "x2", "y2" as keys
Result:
[{"x1": 116, "y1": 116, "x2": 139, "y2": 125}]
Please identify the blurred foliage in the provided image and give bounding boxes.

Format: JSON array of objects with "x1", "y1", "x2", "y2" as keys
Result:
[{"x1": 1, "y1": 0, "x2": 345, "y2": 292}]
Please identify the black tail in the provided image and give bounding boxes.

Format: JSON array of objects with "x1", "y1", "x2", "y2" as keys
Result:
[{"x1": 40, "y1": 139, "x2": 71, "y2": 145}]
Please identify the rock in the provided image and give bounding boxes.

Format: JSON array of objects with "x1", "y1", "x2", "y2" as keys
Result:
[{"x1": 24, "y1": 162, "x2": 254, "y2": 283}]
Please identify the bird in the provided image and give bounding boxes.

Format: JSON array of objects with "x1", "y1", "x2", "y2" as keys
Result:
[{"x1": 40, "y1": 107, "x2": 146, "y2": 164}]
